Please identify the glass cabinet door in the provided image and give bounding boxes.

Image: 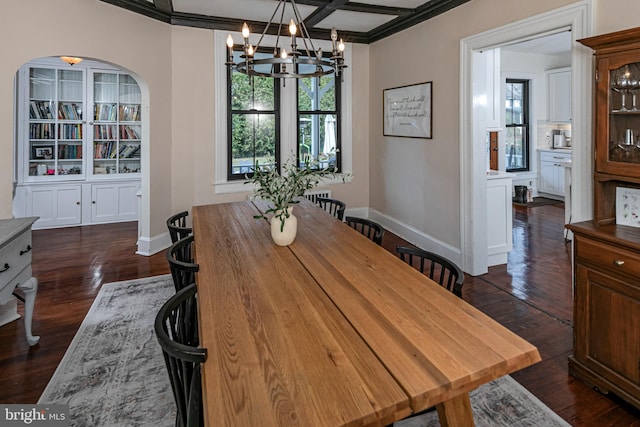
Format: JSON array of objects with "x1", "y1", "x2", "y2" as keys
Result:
[
  {"x1": 597, "y1": 54, "x2": 640, "y2": 176},
  {"x1": 91, "y1": 72, "x2": 141, "y2": 177},
  {"x1": 28, "y1": 67, "x2": 84, "y2": 179}
]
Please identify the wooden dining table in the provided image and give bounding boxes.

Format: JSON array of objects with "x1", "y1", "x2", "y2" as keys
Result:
[{"x1": 193, "y1": 199, "x2": 541, "y2": 426}]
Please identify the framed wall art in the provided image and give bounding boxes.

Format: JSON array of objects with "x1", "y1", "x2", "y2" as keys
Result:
[{"x1": 383, "y1": 81, "x2": 432, "y2": 138}]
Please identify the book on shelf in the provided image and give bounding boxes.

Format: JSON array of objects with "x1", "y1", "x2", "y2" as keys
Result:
[
  {"x1": 58, "y1": 103, "x2": 82, "y2": 120},
  {"x1": 30, "y1": 100, "x2": 54, "y2": 120},
  {"x1": 30, "y1": 123, "x2": 55, "y2": 139},
  {"x1": 120, "y1": 125, "x2": 140, "y2": 140},
  {"x1": 94, "y1": 103, "x2": 117, "y2": 121},
  {"x1": 119, "y1": 104, "x2": 141, "y2": 121}
]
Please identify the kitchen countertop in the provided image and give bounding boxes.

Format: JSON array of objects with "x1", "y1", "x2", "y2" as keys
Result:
[
  {"x1": 486, "y1": 170, "x2": 516, "y2": 180},
  {"x1": 537, "y1": 148, "x2": 572, "y2": 154}
]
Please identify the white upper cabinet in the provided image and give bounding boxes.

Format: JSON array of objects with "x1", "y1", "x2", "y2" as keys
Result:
[{"x1": 548, "y1": 67, "x2": 571, "y2": 122}]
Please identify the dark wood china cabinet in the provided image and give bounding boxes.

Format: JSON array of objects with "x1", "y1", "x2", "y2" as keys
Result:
[{"x1": 567, "y1": 27, "x2": 640, "y2": 409}]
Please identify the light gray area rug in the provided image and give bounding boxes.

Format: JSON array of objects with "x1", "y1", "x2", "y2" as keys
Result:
[
  {"x1": 38, "y1": 275, "x2": 176, "y2": 426},
  {"x1": 39, "y1": 275, "x2": 569, "y2": 427}
]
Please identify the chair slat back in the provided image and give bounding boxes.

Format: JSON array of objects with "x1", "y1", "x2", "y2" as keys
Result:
[
  {"x1": 167, "y1": 211, "x2": 193, "y2": 244},
  {"x1": 397, "y1": 246, "x2": 464, "y2": 298},
  {"x1": 345, "y1": 216, "x2": 384, "y2": 246},
  {"x1": 316, "y1": 197, "x2": 346, "y2": 221},
  {"x1": 167, "y1": 235, "x2": 199, "y2": 292},
  {"x1": 155, "y1": 283, "x2": 207, "y2": 427}
]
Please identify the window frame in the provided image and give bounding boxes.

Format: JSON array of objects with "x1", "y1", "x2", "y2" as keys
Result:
[
  {"x1": 296, "y1": 59, "x2": 342, "y2": 172},
  {"x1": 226, "y1": 47, "x2": 282, "y2": 181},
  {"x1": 505, "y1": 78, "x2": 530, "y2": 172}
]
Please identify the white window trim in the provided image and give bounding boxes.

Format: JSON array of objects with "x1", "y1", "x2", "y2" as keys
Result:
[{"x1": 213, "y1": 30, "x2": 352, "y2": 194}]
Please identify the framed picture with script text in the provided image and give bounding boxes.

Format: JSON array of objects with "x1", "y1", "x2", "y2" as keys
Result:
[{"x1": 383, "y1": 82, "x2": 432, "y2": 138}]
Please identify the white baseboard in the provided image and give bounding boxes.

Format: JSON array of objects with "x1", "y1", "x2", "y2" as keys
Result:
[
  {"x1": 364, "y1": 208, "x2": 462, "y2": 267},
  {"x1": 136, "y1": 231, "x2": 171, "y2": 256}
]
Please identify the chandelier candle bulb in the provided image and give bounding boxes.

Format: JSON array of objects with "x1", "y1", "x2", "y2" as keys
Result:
[{"x1": 226, "y1": 35, "x2": 234, "y2": 63}]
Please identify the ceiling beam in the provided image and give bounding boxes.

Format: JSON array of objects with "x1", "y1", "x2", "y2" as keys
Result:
[
  {"x1": 303, "y1": 0, "x2": 348, "y2": 28},
  {"x1": 153, "y1": 0, "x2": 173, "y2": 14},
  {"x1": 99, "y1": 0, "x2": 171, "y2": 23},
  {"x1": 367, "y1": 0, "x2": 472, "y2": 43},
  {"x1": 296, "y1": 0, "x2": 414, "y2": 17}
]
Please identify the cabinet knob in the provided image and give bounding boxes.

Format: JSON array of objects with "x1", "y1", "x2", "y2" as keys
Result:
[
  {"x1": 92, "y1": 201, "x2": 96, "y2": 204},
  {"x1": 614, "y1": 259, "x2": 625, "y2": 267},
  {"x1": 0, "y1": 263, "x2": 9, "y2": 273},
  {"x1": 76, "y1": 201, "x2": 81, "y2": 205}
]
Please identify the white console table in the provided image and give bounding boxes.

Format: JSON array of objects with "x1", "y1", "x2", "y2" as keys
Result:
[{"x1": 0, "y1": 217, "x2": 39, "y2": 346}]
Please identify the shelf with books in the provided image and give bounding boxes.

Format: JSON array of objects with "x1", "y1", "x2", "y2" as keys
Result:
[
  {"x1": 24, "y1": 66, "x2": 86, "y2": 181},
  {"x1": 89, "y1": 71, "x2": 141, "y2": 179}
]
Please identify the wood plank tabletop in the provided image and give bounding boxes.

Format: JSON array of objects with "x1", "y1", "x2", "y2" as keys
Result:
[
  {"x1": 286, "y1": 200, "x2": 541, "y2": 416},
  {"x1": 192, "y1": 202, "x2": 410, "y2": 427}
]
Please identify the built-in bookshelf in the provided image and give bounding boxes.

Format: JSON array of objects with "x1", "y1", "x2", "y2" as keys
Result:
[
  {"x1": 27, "y1": 68, "x2": 84, "y2": 178},
  {"x1": 14, "y1": 59, "x2": 143, "y2": 229},
  {"x1": 92, "y1": 72, "x2": 141, "y2": 176}
]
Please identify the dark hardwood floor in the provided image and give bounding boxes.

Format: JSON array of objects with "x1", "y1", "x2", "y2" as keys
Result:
[{"x1": 1, "y1": 205, "x2": 639, "y2": 425}]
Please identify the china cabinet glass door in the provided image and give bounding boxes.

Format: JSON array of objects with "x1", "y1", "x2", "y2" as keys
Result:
[
  {"x1": 27, "y1": 67, "x2": 85, "y2": 180},
  {"x1": 91, "y1": 72, "x2": 141, "y2": 177},
  {"x1": 597, "y1": 54, "x2": 640, "y2": 176}
]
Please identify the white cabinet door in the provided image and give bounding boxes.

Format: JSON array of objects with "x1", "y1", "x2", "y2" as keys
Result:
[
  {"x1": 91, "y1": 183, "x2": 139, "y2": 223},
  {"x1": 548, "y1": 68, "x2": 571, "y2": 122},
  {"x1": 487, "y1": 175, "x2": 512, "y2": 267},
  {"x1": 27, "y1": 185, "x2": 82, "y2": 229},
  {"x1": 539, "y1": 152, "x2": 570, "y2": 196},
  {"x1": 539, "y1": 160, "x2": 557, "y2": 194}
]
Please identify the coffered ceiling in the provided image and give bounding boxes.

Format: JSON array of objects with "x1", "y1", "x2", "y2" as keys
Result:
[{"x1": 100, "y1": 0, "x2": 472, "y2": 44}]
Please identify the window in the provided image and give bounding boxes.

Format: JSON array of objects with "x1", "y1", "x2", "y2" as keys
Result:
[
  {"x1": 297, "y1": 63, "x2": 341, "y2": 171},
  {"x1": 227, "y1": 49, "x2": 342, "y2": 180},
  {"x1": 505, "y1": 79, "x2": 530, "y2": 172},
  {"x1": 227, "y1": 50, "x2": 280, "y2": 180}
]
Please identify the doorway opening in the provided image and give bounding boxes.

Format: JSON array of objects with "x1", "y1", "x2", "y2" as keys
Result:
[{"x1": 459, "y1": 2, "x2": 592, "y2": 276}]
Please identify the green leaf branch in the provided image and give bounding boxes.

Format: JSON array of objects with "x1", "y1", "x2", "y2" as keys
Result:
[{"x1": 246, "y1": 155, "x2": 352, "y2": 231}]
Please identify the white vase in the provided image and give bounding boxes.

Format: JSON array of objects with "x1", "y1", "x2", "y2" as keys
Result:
[{"x1": 270, "y1": 207, "x2": 297, "y2": 246}]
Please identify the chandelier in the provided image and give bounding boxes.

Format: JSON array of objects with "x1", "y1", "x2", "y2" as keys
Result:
[{"x1": 225, "y1": 0, "x2": 346, "y2": 79}]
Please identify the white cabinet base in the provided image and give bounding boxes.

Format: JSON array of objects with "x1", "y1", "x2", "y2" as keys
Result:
[
  {"x1": 0, "y1": 296, "x2": 20, "y2": 327},
  {"x1": 0, "y1": 218, "x2": 40, "y2": 346},
  {"x1": 487, "y1": 172, "x2": 514, "y2": 267},
  {"x1": 14, "y1": 181, "x2": 140, "y2": 230}
]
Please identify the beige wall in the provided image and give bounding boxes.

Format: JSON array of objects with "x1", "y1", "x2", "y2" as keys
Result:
[
  {"x1": 367, "y1": 0, "x2": 637, "y2": 251},
  {"x1": 595, "y1": 0, "x2": 639, "y2": 34},
  {"x1": 1, "y1": 0, "x2": 370, "y2": 242}
]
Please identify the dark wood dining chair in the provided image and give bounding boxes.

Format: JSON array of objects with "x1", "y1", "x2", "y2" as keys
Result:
[
  {"x1": 315, "y1": 197, "x2": 346, "y2": 221},
  {"x1": 396, "y1": 246, "x2": 464, "y2": 298},
  {"x1": 167, "y1": 211, "x2": 193, "y2": 244},
  {"x1": 166, "y1": 235, "x2": 199, "y2": 292},
  {"x1": 155, "y1": 283, "x2": 207, "y2": 427},
  {"x1": 345, "y1": 216, "x2": 384, "y2": 246}
]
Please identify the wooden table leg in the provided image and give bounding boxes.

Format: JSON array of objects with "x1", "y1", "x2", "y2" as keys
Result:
[{"x1": 435, "y1": 392, "x2": 474, "y2": 427}]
